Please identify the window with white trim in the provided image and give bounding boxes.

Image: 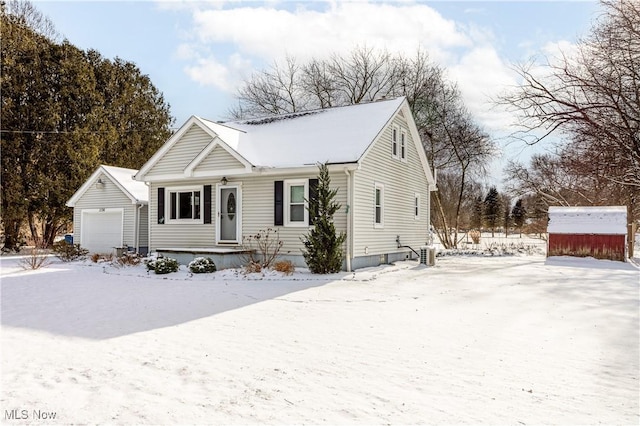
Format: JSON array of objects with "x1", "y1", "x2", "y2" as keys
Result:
[
  {"x1": 391, "y1": 125, "x2": 399, "y2": 159},
  {"x1": 285, "y1": 179, "x2": 308, "y2": 226},
  {"x1": 414, "y1": 193, "x2": 420, "y2": 219},
  {"x1": 374, "y1": 183, "x2": 384, "y2": 228},
  {"x1": 167, "y1": 187, "x2": 202, "y2": 222},
  {"x1": 400, "y1": 129, "x2": 407, "y2": 161}
]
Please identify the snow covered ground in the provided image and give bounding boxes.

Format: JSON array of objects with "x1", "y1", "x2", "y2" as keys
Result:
[{"x1": 1, "y1": 251, "x2": 638, "y2": 424}]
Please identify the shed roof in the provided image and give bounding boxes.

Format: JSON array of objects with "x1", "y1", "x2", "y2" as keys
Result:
[{"x1": 547, "y1": 206, "x2": 627, "y2": 235}]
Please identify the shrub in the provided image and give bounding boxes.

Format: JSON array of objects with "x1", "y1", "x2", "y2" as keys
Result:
[
  {"x1": 114, "y1": 253, "x2": 142, "y2": 267},
  {"x1": 19, "y1": 246, "x2": 51, "y2": 270},
  {"x1": 273, "y1": 260, "x2": 295, "y2": 275},
  {"x1": 188, "y1": 257, "x2": 217, "y2": 274},
  {"x1": 146, "y1": 256, "x2": 179, "y2": 274},
  {"x1": 91, "y1": 252, "x2": 113, "y2": 263},
  {"x1": 244, "y1": 261, "x2": 262, "y2": 274},
  {"x1": 469, "y1": 230, "x2": 481, "y2": 245},
  {"x1": 52, "y1": 240, "x2": 89, "y2": 262},
  {"x1": 242, "y1": 228, "x2": 283, "y2": 268}
]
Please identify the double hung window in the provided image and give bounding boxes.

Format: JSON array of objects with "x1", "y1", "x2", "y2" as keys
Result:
[{"x1": 167, "y1": 187, "x2": 202, "y2": 222}]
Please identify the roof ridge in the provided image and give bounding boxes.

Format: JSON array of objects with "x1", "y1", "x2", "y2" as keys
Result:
[{"x1": 224, "y1": 95, "x2": 405, "y2": 125}]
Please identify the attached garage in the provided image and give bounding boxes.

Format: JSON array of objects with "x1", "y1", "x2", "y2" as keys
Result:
[
  {"x1": 67, "y1": 165, "x2": 149, "y2": 255},
  {"x1": 547, "y1": 206, "x2": 628, "y2": 262}
]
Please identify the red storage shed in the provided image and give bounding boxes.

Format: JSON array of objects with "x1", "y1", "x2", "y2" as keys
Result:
[{"x1": 547, "y1": 206, "x2": 627, "y2": 262}]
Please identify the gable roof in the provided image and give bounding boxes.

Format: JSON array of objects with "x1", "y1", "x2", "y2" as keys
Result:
[
  {"x1": 199, "y1": 96, "x2": 406, "y2": 168},
  {"x1": 136, "y1": 96, "x2": 435, "y2": 187},
  {"x1": 67, "y1": 165, "x2": 148, "y2": 207}
]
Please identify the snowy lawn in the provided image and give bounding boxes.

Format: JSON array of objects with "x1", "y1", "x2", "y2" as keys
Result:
[{"x1": 1, "y1": 253, "x2": 638, "y2": 424}]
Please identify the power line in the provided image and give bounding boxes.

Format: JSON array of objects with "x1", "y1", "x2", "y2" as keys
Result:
[{"x1": 0, "y1": 128, "x2": 180, "y2": 135}]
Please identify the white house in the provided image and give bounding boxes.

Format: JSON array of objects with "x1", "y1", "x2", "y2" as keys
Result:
[
  {"x1": 66, "y1": 165, "x2": 149, "y2": 255},
  {"x1": 135, "y1": 96, "x2": 437, "y2": 270}
]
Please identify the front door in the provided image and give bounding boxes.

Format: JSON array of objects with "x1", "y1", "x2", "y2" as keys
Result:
[{"x1": 218, "y1": 186, "x2": 239, "y2": 243}]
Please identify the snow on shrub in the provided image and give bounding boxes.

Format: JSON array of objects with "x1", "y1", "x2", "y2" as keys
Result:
[
  {"x1": 188, "y1": 257, "x2": 217, "y2": 274},
  {"x1": 437, "y1": 242, "x2": 543, "y2": 257},
  {"x1": 52, "y1": 240, "x2": 89, "y2": 262},
  {"x1": 146, "y1": 256, "x2": 179, "y2": 274}
]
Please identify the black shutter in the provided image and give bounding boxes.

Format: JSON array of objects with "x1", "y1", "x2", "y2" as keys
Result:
[
  {"x1": 157, "y1": 187, "x2": 165, "y2": 224},
  {"x1": 274, "y1": 180, "x2": 283, "y2": 226},
  {"x1": 309, "y1": 178, "x2": 319, "y2": 225},
  {"x1": 203, "y1": 185, "x2": 212, "y2": 224}
]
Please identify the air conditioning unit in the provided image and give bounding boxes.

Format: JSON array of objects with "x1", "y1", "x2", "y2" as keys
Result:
[{"x1": 420, "y1": 246, "x2": 436, "y2": 266}]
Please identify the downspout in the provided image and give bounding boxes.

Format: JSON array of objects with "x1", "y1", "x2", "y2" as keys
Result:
[
  {"x1": 132, "y1": 201, "x2": 138, "y2": 253},
  {"x1": 135, "y1": 203, "x2": 144, "y2": 253},
  {"x1": 145, "y1": 181, "x2": 152, "y2": 254},
  {"x1": 344, "y1": 168, "x2": 353, "y2": 272}
]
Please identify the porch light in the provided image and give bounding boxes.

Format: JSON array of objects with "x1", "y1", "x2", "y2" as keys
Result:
[{"x1": 221, "y1": 176, "x2": 228, "y2": 186}]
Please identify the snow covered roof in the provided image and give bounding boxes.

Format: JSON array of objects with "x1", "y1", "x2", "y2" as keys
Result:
[
  {"x1": 547, "y1": 206, "x2": 627, "y2": 235},
  {"x1": 67, "y1": 165, "x2": 148, "y2": 207},
  {"x1": 101, "y1": 165, "x2": 148, "y2": 202},
  {"x1": 199, "y1": 97, "x2": 406, "y2": 168}
]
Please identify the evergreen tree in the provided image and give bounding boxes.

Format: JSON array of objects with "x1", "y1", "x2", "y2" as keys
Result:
[
  {"x1": 511, "y1": 198, "x2": 527, "y2": 237},
  {"x1": 301, "y1": 163, "x2": 346, "y2": 273},
  {"x1": 483, "y1": 186, "x2": 502, "y2": 237},
  {"x1": 501, "y1": 195, "x2": 512, "y2": 236},
  {"x1": 0, "y1": 1, "x2": 173, "y2": 249},
  {"x1": 470, "y1": 195, "x2": 483, "y2": 230}
]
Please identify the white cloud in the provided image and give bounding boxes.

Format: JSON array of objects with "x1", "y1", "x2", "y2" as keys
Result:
[
  {"x1": 179, "y1": 2, "x2": 476, "y2": 94},
  {"x1": 184, "y1": 53, "x2": 253, "y2": 91},
  {"x1": 175, "y1": 1, "x2": 527, "y2": 135},
  {"x1": 449, "y1": 45, "x2": 519, "y2": 133},
  {"x1": 189, "y1": 2, "x2": 471, "y2": 62}
]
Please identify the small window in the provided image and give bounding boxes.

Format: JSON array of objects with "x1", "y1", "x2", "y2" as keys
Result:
[
  {"x1": 414, "y1": 193, "x2": 420, "y2": 219},
  {"x1": 285, "y1": 180, "x2": 308, "y2": 226},
  {"x1": 167, "y1": 187, "x2": 203, "y2": 222},
  {"x1": 374, "y1": 183, "x2": 384, "y2": 228},
  {"x1": 391, "y1": 125, "x2": 399, "y2": 159},
  {"x1": 400, "y1": 129, "x2": 407, "y2": 161}
]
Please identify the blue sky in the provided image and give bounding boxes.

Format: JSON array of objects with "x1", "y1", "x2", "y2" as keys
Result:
[{"x1": 33, "y1": 0, "x2": 601, "y2": 178}]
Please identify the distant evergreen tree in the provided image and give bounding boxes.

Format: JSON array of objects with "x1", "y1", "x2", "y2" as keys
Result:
[
  {"x1": 502, "y1": 195, "x2": 512, "y2": 235},
  {"x1": 301, "y1": 163, "x2": 346, "y2": 273},
  {"x1": 470, "y1": 195, "x2": 483, "y2": 230},
  {"x1": 511, "y1": 198, "x2": 527, "y2": 237},
  {"x1": 483, "y1": 186, "x2": 502, "y2": 237}
]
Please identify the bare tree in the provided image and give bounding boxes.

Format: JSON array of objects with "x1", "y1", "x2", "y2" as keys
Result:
[
  {"x1": 499, "y1": 0, "x2": 639, "y2": 220},
  {"x1": 3, "y1": 0, "x2": 58, "y2": 40},
  {"x1": 231, "y1": 46, "x2": 495, "y2": 248}
]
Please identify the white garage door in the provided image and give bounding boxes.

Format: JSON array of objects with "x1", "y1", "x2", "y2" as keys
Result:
[{"x1": 82, "y1": 210, "x2": 123, "y2": 254}]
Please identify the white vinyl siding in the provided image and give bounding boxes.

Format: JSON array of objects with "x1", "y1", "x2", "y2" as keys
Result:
[
  {"x1": 146, "y1": 124, "x2": 212, "y2": 178},
  {"x1": 138, "y1": 205, "x2": 149, "y2": 248},
  {"x1": 72, "y1": 172, "x2": 146, "y2": 251},
  {"x1": 149, "y1": 172, "x2": 348, "y2": 256},
  {"x1": 194, "y1": 145, "x2": 245, "y2": 172},
  {"x1": 353, "y1": 113, "x2": 430, "y2": 257}
]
